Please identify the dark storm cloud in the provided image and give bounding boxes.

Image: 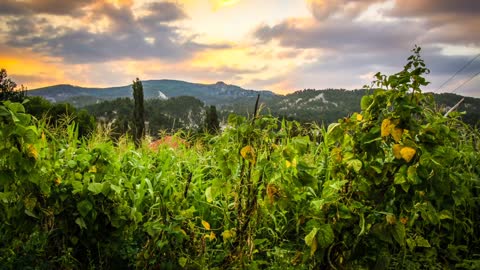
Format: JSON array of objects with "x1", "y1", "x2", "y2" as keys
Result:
[
  {"x1": 0, "y1": 0, "x2": 96, "y2": 16},
  {"x1": 1, "y1": 1, "x2": 229, "y2": 63},
  {"x1": 254, "y1": 19, "x2": 423, "y2": 52},
  {"x1": 140, "y1": 2, "x2": 187, "y2": 24},
  {"x1": 27, "y1": 0, "x2": 96, "y2": 16},
  {"x1": 307, "y1": 0, "x2": 384, "y2": 20},
  {"x1": 387, "y1": 0, "x2": 480, "y2": 45},
  {"x1": 390, "y1": 0, "x2": 480, "y2": 19},
  {"x1": 254, "y1": 0, "x2": 480, "y2": 56},
  {"x1": 0, "y1": 0, "x2": 28, "y2": 15}
]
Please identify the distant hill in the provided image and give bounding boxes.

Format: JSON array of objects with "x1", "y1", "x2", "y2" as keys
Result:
[
  {"x1": 28, "y1": 81, "x2": 480, "y2": 127},
  {"x1": 27, "y1": 80, "x2": 275, "y2": 107}
]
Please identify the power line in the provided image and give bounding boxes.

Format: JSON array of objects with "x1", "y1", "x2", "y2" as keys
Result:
[
  {"x1": 437, "y1": 53, "x2": 480, "y2": 92},
  {"x1": 450, "y1": 69, "x2": 480, "y2": 94}
]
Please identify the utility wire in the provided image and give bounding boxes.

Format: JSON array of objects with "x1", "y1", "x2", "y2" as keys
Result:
[
  {"x1": 450, "y1": 69, "x2": 480, "y2": 94},
  {"x1": 437, "y1": 53, "x2": 480, "y2": 92}
]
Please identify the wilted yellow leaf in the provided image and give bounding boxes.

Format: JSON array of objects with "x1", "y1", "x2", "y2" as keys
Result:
[
  {"x1": 381, "y1": 119, "x2": 392, "y2": 137},
  {"x1": 386, "y1": 214, "x2": 396, "y2": 225},
  {"x1": 222, "y1": 229, "x2": 235, "y2": 242},
  {"x1": 204, "y1": 231, "x2": 216, "y2": 241},
  {"x1": 54, "y1": 177, "x2": 62, "y2": 186},
  {"x1": 240, "y1": 145, "x2": 256, "y2": 163},
  {"x1": 292, "y1": 158, "x2": 297, "y2": 168},
  {"x1": 201, "y1": 220, "x2": 211, "y2": 230},
  {"x1": 391, "y1": 128, "x2": 403, "y2": 142},
  {"x1": 89, "y1": 166, "x2": 97, "y2": 173},
  {"x1": 285, "y1": 160, "x2": 291, "y2": 168},
  {"x1": 267, "y1": 183, "x2": 278, "y2": 204},
  {"x1": 400, "y1": 147, "x2": 416, "y2": 163},
  {"x1": 393, "y1": 144, "x2": 403, "y2": 159},
  {"x1": 331, "y1": 147, "x2": 342, "y2": 162},
  {"x1": 27, "y1": 144, "x2": 38, "y2": 160}
]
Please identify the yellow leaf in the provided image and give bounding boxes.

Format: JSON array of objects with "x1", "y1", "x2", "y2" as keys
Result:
[
  {"x1": 222, "y1": 229, "x2": 235, "y2": 242},
  {"x1": 393, "y1": 144, "x2": 403, "y2": 159},
  {"x1": 391, "y1": 128, "x2": 403, "y2": 142},
  {"x1": 292, "y1": 158, "x2": 297, "y2": 168},
  {"x1": 285, "y1": 160, "x2": 291, "y2": 168},
  {"x1": 356, "y1": 114, "x2": 363, "y2": 121},
  {"x1": 27, "y1": 144, "x2": 38, "y2": 160},
  {"x1": 54, "y1": 177, "x2": 62, "y2": 186},
  {"x1": 331, "y1": 147, "x2": 342, "y2": 162},
  {"x1": 400, "y1": 147, "x2": 416, "y2": 163},
  {"x1": 240, "y1": 145, "x2": 256, "y2": 163},
  {"x1": 209, "y1": 231, "x2": 216, "y2": 240},
  {"x1": 386, "y1": 214, "x2": 396, "y2": 225},
  {"x1": 381, "y1": 119, "x2": 392, "y2": 137},
  {"x1": 89, "y1": 166, "x2": 97, "y2": 173},
  {"x1": 201, "y1": 220, "x2": 211, "y2": 230},
  {"x1": 267, "y1": 183, "x2": 278, "y2": 204}
]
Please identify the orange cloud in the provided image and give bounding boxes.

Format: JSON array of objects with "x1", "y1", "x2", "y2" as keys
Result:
[{"x1": 0, "y1": 52, "x2": 74, "y2": 89}]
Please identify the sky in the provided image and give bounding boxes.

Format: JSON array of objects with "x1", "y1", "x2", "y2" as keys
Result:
[{"x1": 0, "y1": 0, "x2": 479, "y2": 97}]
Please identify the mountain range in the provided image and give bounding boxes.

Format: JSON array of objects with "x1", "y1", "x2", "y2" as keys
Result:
[
  {"x1": 27, "y1": 80, "x2": 480, "y2": 127},
  {"x1": 27, "y1": 80, "x2": 275, "y2": 107}
]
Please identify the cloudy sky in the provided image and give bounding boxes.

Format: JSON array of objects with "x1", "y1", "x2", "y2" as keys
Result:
[{"x1": 1, "y1": 0, "x2": 479, "y2": 97}]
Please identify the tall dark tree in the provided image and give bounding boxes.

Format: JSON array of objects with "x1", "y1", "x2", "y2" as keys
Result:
[
  {"x1": 132, "y1": 78, "x2": 145, "y2": 147},
  {"x1": 205, "y1": 105, "x2": 220, "y2": 134},
  {"x1": 0, "y1": 68, "x2": 25, "y2": 102}
]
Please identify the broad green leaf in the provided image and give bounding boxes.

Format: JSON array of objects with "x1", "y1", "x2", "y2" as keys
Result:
[
  {"x1": 394, "y1": 172, "x2": 406, "y2": 185},
  {"x1": 75, "y1": 217, "x2": 87, "y2": 229},
  {"x1": 205, "y1": 186, "x2": 213, "y2": 203},
  {"x1": 24, "y1": 209, "x2": 38, "y2": 219},
  {"x1": 88, "y1": 182, "x2": 105, "y2": 195},
  {"x1": 72, "y1": 181, "x2": 84, "y2": 194},
  {"x1": 311, "y1": 199, "x2": 325, "y2": 211},
  {"x1": 439, "y1": 210, "x2": 453, "y2": 220},
  {"x1": 179, "y1": 257, "x2": 187, "y2": 268},
  {"x1": 415, "y1": 236, "x2": 431, "y2": 247},
  {"x1": 305, "y1": 227, "x2": 318, "y2": 247},
  {"x1": 347, "y1": 159, "x2": 362, "y2": 173},
  {"x1": 110, "y1": 184, "x2": 121, "y2": 194},
  {"x1": 361, "y1": 95, "x2": 373, "y2": 110},
  {"x1": 77, "y1": 200, "x2": 93, "y2": 217},
  {"x1": 406, "y1": 238, "x2": 416, "y2": 250},
  {"x1": 317, "y1": 224, "x2": 334, "y2": 248},
  {"x1": 391, "y1": 223, "x2": 406, "y2": 246},
  {"x1": 67, "y1": 160, "x2": 77, "y2": 168}
]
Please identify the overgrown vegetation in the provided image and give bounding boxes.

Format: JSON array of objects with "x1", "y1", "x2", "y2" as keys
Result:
[{"x1": 1, "y1": 48, "x2": 479, "y2": 269}]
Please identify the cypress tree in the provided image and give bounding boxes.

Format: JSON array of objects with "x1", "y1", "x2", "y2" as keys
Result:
[
  {"x1": 132, "y1": 78, "x2": 145, "y2": 147},
  {"x1": 205, "y1": 105, "x2": 220, "y2": 134}
]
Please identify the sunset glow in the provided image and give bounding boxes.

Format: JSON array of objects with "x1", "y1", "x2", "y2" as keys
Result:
[{"x1": 0, "y1": 0, "x2": 479, "y2": 96}]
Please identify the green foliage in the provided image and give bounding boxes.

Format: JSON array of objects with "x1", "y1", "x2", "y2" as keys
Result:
[
  {"x1": 23, "y1": 96, "x2": 96, "y2": 138},
  {"x1": 0, "y1": 68, "x2": 26, "y2": 102},
  {"x1": 0, "y1": 48, "x2": 479, "y2": 269},
  {"x1": 85, "y1": 96, "x2": 205, "y2": 138}
]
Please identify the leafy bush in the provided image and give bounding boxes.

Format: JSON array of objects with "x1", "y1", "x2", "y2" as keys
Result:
[{"x1": 0, "y1": 48, "x2": 478, "y2": 269}]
